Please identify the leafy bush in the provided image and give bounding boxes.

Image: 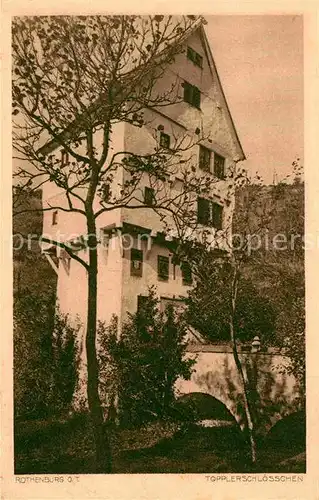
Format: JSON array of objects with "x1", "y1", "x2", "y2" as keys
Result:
[
  {"x1": 99, "y1": 288, "x2": 195, "y2": 427},
  {"x1": 14, "y1": 292, "x2": 55, "y2": 420},
  {"x1": 51, "y1": 309, "x2": 80, "y2": 414},
  {"x1": 14, "y1": 292, "x2": 79, "y2": 420}
]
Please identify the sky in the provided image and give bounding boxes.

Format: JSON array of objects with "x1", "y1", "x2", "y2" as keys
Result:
[{"x1": 205, "y1": 15, "x2": 304, "y2": 184}]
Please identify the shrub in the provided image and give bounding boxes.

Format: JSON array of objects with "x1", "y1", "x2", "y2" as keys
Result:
[
  {"x1": 14, "y1": 292, "x2": 79, "y2": 420},
  {"x1": 99, "y1": 288, "x2": 195, "y2": 427}
]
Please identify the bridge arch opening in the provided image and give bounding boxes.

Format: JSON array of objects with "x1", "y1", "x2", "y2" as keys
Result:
[
  {"x1": 174, "y1": 392, "x2": 238, "y2": 425},
  {"x1": 266, "y1": 410, "x2": 305, "y2": 452}
]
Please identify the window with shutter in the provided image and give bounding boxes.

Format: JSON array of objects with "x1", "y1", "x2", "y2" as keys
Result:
[
  {"x1": 197, "y1": 197, "x2": 211, "y2": 225},
  {"x1": 157, "y1": 255, "x2": 169, "y2": 281},
  {"x1": 187, "y1": 46, "x2": 203, "y2": 68},
  {"x1": 193, "y1": 86, "x2": 201, "y2": 108},
  {"x1": 195, "y1": 52, "x2": 203, "y2": 68},
  {"x1": 212, "y1": 203, "x2": 223, "y2": 230},
  {"x1": 214, "y1": 153, "x2": 225, "y2": 179},
  {"x1": 131, "y1": 248, "x2": 143, "y2": 277},
  {"x1": 187, "y1": 46, "x2": 195, "y2": 62},
  {"x1": 199, "y1": 145, "x2": 211, "y2": 171},
  {"x1": 183, "y1": 81, "x2": 193, "y2": 104},
  {"x1": 183, "y1": 81, "x2": 201, "y2": 109}
]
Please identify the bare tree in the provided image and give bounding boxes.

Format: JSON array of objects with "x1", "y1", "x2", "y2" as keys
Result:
[{"x1": 12, "y1": 15, "x2": 219, "y2": 472}]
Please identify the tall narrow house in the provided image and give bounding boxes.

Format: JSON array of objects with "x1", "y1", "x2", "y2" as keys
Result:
[{"x1": 41, "y1": 18, "x2": 245, "y2": 337}]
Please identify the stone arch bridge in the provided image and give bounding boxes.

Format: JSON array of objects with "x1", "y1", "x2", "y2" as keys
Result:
[{"x1": 175, "y1": 343, "x2": 301, "y2": 433}]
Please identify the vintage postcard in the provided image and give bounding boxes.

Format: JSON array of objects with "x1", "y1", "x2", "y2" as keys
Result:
[{"x1": 1, "y1": 1, "x2": 319, "y2": 498}]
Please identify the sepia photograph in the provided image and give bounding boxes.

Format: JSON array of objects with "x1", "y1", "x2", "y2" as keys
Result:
[{"x1": 11, "y1": 13, "x2": 306, "y2": 477}]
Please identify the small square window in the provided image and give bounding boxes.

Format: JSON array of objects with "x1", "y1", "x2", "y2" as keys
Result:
[
  {"x1": 183, "y1": 81, "x2": 201, "y2": 109},
  {"x1": 159, "y1": 132, "x2": 171, "y2": 149},
  {"x1": 52, "y1": 210, "x2": 58, "y2": 226},
  {"x1": 214, "y1": 153, "x2": 225, "y2": 179},
  {"x1": 199, "y1": 145, "x2": 211, "y2": 171},
  {"x1": 157, "y1": 255, "x2": 169, "y2": 281},
  {"x1": 131, "y1": 248, "x2": 143, "y2": 277},
  {"x1": 181, "y1": 261, "x2": 192, "y2": 285},
  {"x1": 61, "y1": 150, "x2": 69, "y2": 166}
]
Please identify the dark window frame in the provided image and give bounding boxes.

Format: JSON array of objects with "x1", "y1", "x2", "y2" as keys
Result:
[
  {"x1": 159, "y1": 132, "x2": 171, "y2": 149},
  {"x1": 144, "y1": 186, "x2": 155, "y2": 206},
  {"x1": 211, "y1": 202, "x2": 223, "y2": 230},
  {"x1": 213, "y1": 153, "x2": 225, "y2": 180},
  {"x1": 199, "y1": 145, "x2": 211, "y2": 172},
  {"x1": 183, "y1": 81, "x2": 201, "y2": 109},
  {"x1": 181, "y1": 261, "x2": 193, "y2": 286},
  {"x1": 157, "y1": 255, "x2": 169, "y2": 281},
  {"x1": 130, "y1": 248, "x2": 143, "y2": 277},
  {"x1": 197, "y1": 197, "x2": 211, "y2": 226},
  {"x1": 197, "y1": 198, "x2": 224, "y2": 229},
  {"x1": 187, "y1": 46, "x2": 203, "y2": 68}
]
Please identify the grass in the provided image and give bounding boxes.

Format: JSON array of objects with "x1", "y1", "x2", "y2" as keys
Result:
[{"x1": 14, "y1": 415, "x2": 306, "y2": 474}]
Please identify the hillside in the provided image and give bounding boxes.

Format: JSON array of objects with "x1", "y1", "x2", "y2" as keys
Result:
[
  {"x1": 13, "y1": 189, "x2": 57, "y2": 297},
  {"x1": 234, "y1": 181, "x2": 304, "y2": 256},
  {"x1": 234, "y1": 181, "x2": 305, "y2": 344}
]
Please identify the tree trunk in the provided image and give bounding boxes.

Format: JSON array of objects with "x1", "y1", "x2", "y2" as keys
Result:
[
  {"x1": 230, "y1": 266, "x2": 257, "y2": 465},
  {"x1": 86, "y1": 215, "x2": 112, "y2": 473},
  {"x1": 230, "y1": 326, "x2": 257, "y2": 465}
]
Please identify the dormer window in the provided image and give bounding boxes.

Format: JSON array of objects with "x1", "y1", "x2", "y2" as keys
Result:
[
  {"x1": 61, "y1": 150, "x2": 69, "y2": 166},
  {"x1": 183, "y1": 81, "x2": 201, "y2": 109},
  {"x1": 159, "y1": 132, "x2": 170, "y2": 149},
  {"x1": 187, "y1": 46, "x2": 203, "y2": 68}
]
